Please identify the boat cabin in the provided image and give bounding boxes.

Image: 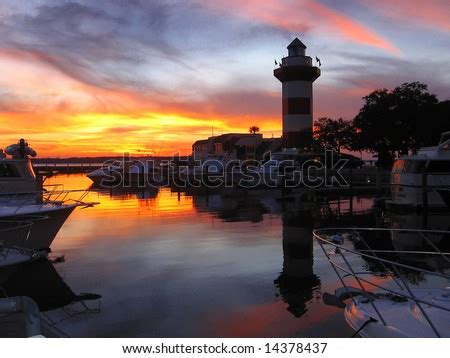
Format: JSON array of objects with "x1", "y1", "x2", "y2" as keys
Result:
[
  {"x1": 0, "y1": 140, "x2": 38, "y2": 196},
  {"x1": 390, "y1": 133, "x2": 450, "y2": 208}
]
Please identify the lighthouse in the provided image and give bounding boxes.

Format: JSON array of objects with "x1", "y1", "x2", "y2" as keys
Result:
[{"x1": 274, "y1": 38, "x2": 320, "y2": 149}]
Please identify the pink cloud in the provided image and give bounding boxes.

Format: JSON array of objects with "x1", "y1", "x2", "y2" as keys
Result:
[
  {"x1": 202, "y1": 0, "x2": 399, "y2": 54},
  {"x1": 363, "y1": 0, "x2": 450, "y2": 32}
]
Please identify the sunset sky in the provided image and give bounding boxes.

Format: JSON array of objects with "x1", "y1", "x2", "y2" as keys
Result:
[{"x1": 0, "y1": 0, "x2": 449, "y2": 157}]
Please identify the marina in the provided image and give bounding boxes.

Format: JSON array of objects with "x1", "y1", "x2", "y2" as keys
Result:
[
  {"x1": 0, "y1": 106, "x2": 448, "y2": 339},
  {"x1": 0, "y1": 1, "x2": 449, "y2": 349},
  {"x1": 1, "y1": 171, "x2": 449, "y2": 337}
]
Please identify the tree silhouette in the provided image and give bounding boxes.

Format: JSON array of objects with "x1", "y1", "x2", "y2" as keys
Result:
[
  {"x1": 249, "y1": 126, "x2": 260, "y2": 134},
  {"x1": 350, "y1": 82, "x2": 443, "y2": 169},
  {"x1": 314, "y1": 117, "x2": 352, "y2": 154}
]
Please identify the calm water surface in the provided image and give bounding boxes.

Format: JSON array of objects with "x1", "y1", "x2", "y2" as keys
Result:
[{"x1": 8, "y1": 174, "x2": 447, "y2": 337}]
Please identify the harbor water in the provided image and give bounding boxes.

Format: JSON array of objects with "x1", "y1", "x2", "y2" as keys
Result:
[{"x1": 3, "y1": 174, "x2": 449, "y2": 337}]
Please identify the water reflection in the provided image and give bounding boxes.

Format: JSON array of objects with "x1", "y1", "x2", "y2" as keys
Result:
[
  {"x1": 332, "y1": 225, "x2": 450, "y2": 289},
  {"x1": 182, "y1": 189, "x2": 322, "y2": 319},
  {"x1": 388, "y1": 212, "x2": 450, "y2": 252},
  {"x1": 1, "y1": 258, "x2": 101, "y2": 312},
  {"x1": 275, "y1": 204, "x2": 320, "y2": 318},
  {"x1": 0, "y1": 257, "x2": 101, "y2": 337},
  {"x1": 191, "y1": 192, "x2": 270, "y2": 223},
  {"x1": 1, "y1": 174, "x2": 447, "y2": 337},
  {"x1": 90, "y1": 183, "x2": 160, "y2": 201}
]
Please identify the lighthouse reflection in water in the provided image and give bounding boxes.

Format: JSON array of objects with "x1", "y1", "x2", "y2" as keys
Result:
[
  {"x1": 3, "y1": 174, "x2": 447, "y2": 337},
  {"x1": 275, "y1": 204, "x2": 320, "y2": 318}
]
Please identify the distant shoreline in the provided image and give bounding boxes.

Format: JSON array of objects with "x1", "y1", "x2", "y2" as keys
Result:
[{"x1": 32, "y1": 156, "x2": 185, "y2": 164}]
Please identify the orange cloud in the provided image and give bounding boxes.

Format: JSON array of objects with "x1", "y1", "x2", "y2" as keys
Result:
[
  {"x1": 304, "y1": 1, "x2": 399, "y2": 54},
  {"x1": 363, "y1": 0, "x2": 450, "y2": 32},
  {"x1": 203, "y1": 0, "x2": 399, "y2": 54},
  {"x1": 0, "y1": 1, "x2": 407, "y2": 158},
  {"x1": 0, "y1": 110, "x2": 280, "y2": 157},
  {"x1": 0, "y1": 48, "x2": 281, "y2": 157}
]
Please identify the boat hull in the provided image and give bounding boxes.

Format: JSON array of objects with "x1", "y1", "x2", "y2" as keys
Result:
[
  {"x1": 0, "y1": 248, "x2": 34, "y2": 268},
  {"x1": 345, "y1": 289, "x2": 450, "y2": 338},
  {"x1": 0, "y1": 205, "x2": 76, "y2": 250},
  {"x1": 0, "y1": 248, "x2": 45, "y2": 287},
  {"x1": 87, "y1": 172, "x2": 164, "y2": 187},
  {"x1": 389, "y1": 184, "x2": 450, "y2": 209}
]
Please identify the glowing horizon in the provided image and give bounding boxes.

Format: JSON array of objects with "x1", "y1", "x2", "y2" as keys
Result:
[{"x1": 0, "y1": 0, "x2": 449, "y2": 157}]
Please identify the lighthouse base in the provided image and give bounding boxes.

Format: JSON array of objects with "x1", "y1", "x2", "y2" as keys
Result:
[{"x1": 283, "y1": 130, "x2": 313, "y2": 150}]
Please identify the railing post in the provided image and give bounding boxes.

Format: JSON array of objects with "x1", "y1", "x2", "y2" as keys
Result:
[{"x1": 422, "y1": 167, "x2": 428, "y2": 229}]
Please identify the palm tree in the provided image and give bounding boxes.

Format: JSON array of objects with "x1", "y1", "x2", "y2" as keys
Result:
[{"x1": 249, "y1": 126, "x2": 260, "y2": 134}]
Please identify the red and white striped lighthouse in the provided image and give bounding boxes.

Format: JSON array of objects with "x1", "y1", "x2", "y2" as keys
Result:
[{"x1": 274, "y1": 38, "x2": 320, "y2": 149}]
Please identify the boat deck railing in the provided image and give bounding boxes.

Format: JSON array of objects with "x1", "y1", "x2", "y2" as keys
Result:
[
  {"x1": 42, "y1": 184, "x2": 91, "y2": 204},
  {"x1": 314, "y1": 227, "x2": 450, "y2": 337},
  {"x1": 0, "y1": 220, "x2": 34, "y2": 257},
  {"x1": 1, "y1": 186, "x2": 96, "y2": 217}
]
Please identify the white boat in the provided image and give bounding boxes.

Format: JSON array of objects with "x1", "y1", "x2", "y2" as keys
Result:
[
  {"x1": 259, "y1": 149, "x2": 363, "y2": 177},
  {"x1": 343, "y1": 287, "x2": 450, "y2": 337},
  {"x1": 0, "y1": 296, "x2": 43, "y2": 338},
  {"x1": 0, "y1": 221, "x2": 43, "y2": 268},
  {"x1": 259, "y1": 148, "x2": 305, "y2": 177},
  {"x1": 87, "y1": 159, "x2": 162, "y2": 186},
  {"x1": 0, "y1": 204, "x2": 78, "y2": 250},
  {"x1": 1, "y1": 140, "x2": 93, "y2": 250},
  {"x1": 0, "y1": 256, "x2": 102, "y2": 337},
  {"x1": 177, "y1": 155, "x2": 228, "y2": 177},
  {"x1": 389, "y1": 132, "x2": 450, "y2": 209},
  {"x1": 0, "y1": 139, "x2": 38, "y2": 196},
  {"x1": 258, "y1": 148, "x2": 330, "y2": 187},
  {"x1": 314, "y1": 227, "x2": 450, "y2": 338}
]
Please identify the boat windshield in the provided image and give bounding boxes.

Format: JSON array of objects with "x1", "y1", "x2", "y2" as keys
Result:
[{"x1": 0, "y1": 163, "x2": 20, "y2": 178}]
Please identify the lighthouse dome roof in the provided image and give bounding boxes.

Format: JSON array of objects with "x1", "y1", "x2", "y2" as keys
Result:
[{"x1": 287, "y1": 38, "x2": 307, "y2": 49}]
